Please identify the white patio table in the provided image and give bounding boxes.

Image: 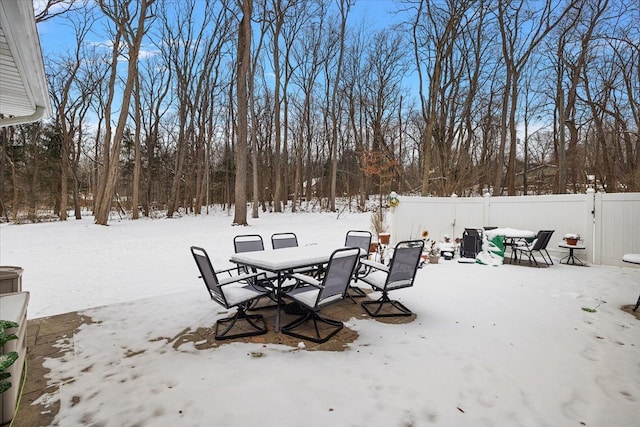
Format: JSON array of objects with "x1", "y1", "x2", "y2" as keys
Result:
[
  {"x1": 485, "y1": 228, "x2": 537, "y2": 263},
  {"x1": 559, "y1": 242, "x2": 586, "y2": 265},
  {"x1": 230, "y1": 244, "x2": 340, "y2": 332}
]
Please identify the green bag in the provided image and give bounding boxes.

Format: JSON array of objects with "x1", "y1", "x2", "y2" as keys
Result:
[{"x1": 476, "y1": 234, "x2": 505, "y2": 266}]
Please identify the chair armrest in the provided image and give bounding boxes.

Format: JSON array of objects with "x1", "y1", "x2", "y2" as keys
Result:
[
  {"x1": 217, "y1": 264, "x2": 245, "y2": 277},
  {"x1": 360, "y1": 259, "x2": 389, "y2": 273},
  {"x1": 218, "y1": 271, "x2": 265, "y2": 286},
  {"x1": 290, "y1": 272, "x2": 322, "y2": 288}
]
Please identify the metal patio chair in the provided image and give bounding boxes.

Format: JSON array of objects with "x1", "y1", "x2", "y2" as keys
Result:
[
  {"x1": 513, "y1": 230, "x2": 555, "y2": 267},
  {"x1": 271, "y1": 232, "x2": 321, "y2": 277},
  {"x1": 537, "y1": 229, "x2": 555, "y2": 265},
  {"x1": 233, "y1": 234, "x2": 266, "y2": 275},
  {"x1": 345, "y1": 230, "x2": 372, "y2": 299},
  {"x1": 271, "y1": 232, "x2": 299, "y2": 249},
  {"x1": 232, "y1": 234, "x2": 283, "y2": 307},
  {"x1": 281, "y1": 247, "x2": 360, "y2": 343},
  {"x1": 233, "y1": 234, "x2": 265, "y2": 254},
  {"x1": 191, "y1": 246, "x2": 270, "y2": 340},
  {"x1": 359, "y1": 240, "x2": 424, "y2": 317},
  {"x1": 622, "y1": 254, "x2": 640, "y2": 311}
]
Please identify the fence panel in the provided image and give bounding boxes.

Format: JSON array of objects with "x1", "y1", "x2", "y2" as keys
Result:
[
  {"x1": 598, "y1": 193, "x2": 640, "y2": 267},
  {"x1": 391, "y1": 193, "x2": 640, "y2": 267},
  {"x1": 390, "y1": 197, "x2": 460, "y2": 243}
]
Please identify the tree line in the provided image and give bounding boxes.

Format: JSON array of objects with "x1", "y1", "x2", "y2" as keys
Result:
[{"x1": 0, "y1": 0, "x2": 637, "y2": 225}]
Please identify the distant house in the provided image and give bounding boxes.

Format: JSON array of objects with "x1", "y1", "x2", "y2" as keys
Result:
[{"x1": 302, "y1": 177, "x2": 320, "y2": 195}]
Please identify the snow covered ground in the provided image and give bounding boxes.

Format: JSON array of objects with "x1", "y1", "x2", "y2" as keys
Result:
[{"x1": 1, "y1": 210, "x2": 639, "y2": 426}]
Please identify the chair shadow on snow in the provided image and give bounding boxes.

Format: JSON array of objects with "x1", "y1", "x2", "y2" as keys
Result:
[{"x1": 165, "y1": 289, "x2": 416, "y2": 352}]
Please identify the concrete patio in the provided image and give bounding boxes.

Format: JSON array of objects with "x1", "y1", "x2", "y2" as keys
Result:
[
  {"x1": 10, "y1": 299, "x2": 639, "y2": 426},
  {"x1": 8, "y1": 292, "x2": 413, "y2": 426}
]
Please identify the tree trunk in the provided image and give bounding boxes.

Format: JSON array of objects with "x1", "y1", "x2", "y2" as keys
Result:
[
  {"x1": 506, "y1": 78, "x2": 519, "y2": 196},
  {"x1": 272, "y1": 2, "x2": 283, "y2": 212},
  {"x1": 60, "y1": 134, "x2": 69, "y2": 220},
  {"x1": 132, "y1": 73, "x2": 142, "y2": 219},
  {"x1": 234, "y1": 0, "x2": 252, "y2": 225},
  {"x1": 95, "y1": 0, "x2": 153, "y2": 225},
  {"x1": 412, "y1": 1, "x2": 430, "y2": 196},
  {"x1": 329, "y1": 1, "x2": 349, "y2": 211}
]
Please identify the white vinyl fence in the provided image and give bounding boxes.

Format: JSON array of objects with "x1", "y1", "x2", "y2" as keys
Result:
[{"x1": 388, "y1": 192, "x2": 640, "y2": 267}]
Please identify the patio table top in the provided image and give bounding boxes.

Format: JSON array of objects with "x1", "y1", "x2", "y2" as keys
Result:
[
  {"x1": 229, "y1": 244, "x2": 340, "y2": 272},
  {"x1": 485, "y1": 228, "x2": 536, "y2": 239}
]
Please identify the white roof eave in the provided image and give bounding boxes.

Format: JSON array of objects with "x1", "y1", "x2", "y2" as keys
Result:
[{"x1": 0, "y1": 0, "x2": 52, "y2": 128}]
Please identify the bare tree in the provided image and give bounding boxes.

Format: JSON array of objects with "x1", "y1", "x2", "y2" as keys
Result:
[
  {"x1": 47, "y1": 6, "x2": 96, "y2": 220},
  {"x1": 411, "y1": 0, "x2": 466, "y2": 196},
  {"x1": 249, "y1": 0, "x2": 270, "y2": 218},
  {"x1": 234, "y1": 0, "x2": 252, "y2": 225},
  {"x1": 607, "y1": 12, "x2": 640, "y2": 190},
  {"x1": 495, "y1": 0, "x2": 578, "y2": 195},
  {"x1": 290, "y1": 8, "x2": 324, "y2": 211},
  {"x1": 7, "y1": 0, "x2": 640, "y2": 222},
  {"x1": 266, "y1": 0, "x2": 305, "y2": 212},
  {"x1": 362, "y1": 30, "x2": 407, "y2": 204},
  {"x1": 35, "y1": 0, "x2": 83, "y2": 23},
  {"x1": 268, "y1": 0, "x2": 285, "y2": 212},
  {"x1": 157, "y1": 0, "x2": 234, "y2": 217},
  {"x1": 327, "y1": 0, "x2": 351, "y2": 211},
  {"x1": 342, "y1": 23, "x2": 369, "y2": 209},
  {"x1": 94, "y1": 0, "x2": 156, "y2": 225}
]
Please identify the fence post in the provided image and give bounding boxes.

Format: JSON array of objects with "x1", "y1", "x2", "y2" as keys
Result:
[
  {"x1": 590, "y1": 190, "x2": 602, "y2": 265},
  {"x1": 451, "y1": 193, "x2": 458, "y2": 238},
  {"x1": 483, "y1": 192, "x2": 491, "y2": 227}
]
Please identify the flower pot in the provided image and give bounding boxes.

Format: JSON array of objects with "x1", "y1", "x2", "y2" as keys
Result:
[
  {"x1": 565, "y1": 238, "x2": 578, "y2": 245},
  {"x1": 369, "y1": 242, "x2": 378, "y2": 253},
  {"x1": 379, "y1": 233, "x2": 390, "y2": 244},
  {"x1": 429, "y1": 255, "x2": 440, "y2": 264}
]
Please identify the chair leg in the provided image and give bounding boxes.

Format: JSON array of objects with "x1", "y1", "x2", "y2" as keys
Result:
[
  {"x1": 345, "y1": 285, "x2": 367, "y2": 303},
  {"x1": 361, "y1": 292, "x2": 412, "y2": 317},
  {"x1": 534, "y1": 250, "x2": 550, "y2": 266},
  {"x1": 520, "y1": 250, "x2": 539, "y2": 267},
  {"x1": 215, "y1": 307, "x2": 268, "y2": 340},
  {"x1": 281, "y1": 310, "x2": 344, "y2": 344},
  {"x1": 633, "y1": 293, "x2": 640, "y2": 312},
  {"x1": 345, "y1": 271, "x2": 368, "y2": 303},
  {"x1": 516, "y1": 249, "x2": 525, "y2": 264},
  {"x1": 538, "y1": 250, "x2": 550, "y2": 265},
  {"x1": 248, "y1": 293, "x2": 278, "y2": 310}
]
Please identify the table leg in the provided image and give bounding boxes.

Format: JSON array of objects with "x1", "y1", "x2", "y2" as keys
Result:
[
  {"x1": 376, "y1": 243, "x2": 387, "y2": 264},
  {"x1": 633, "y1": 293, "x2": 640, "y2": 312},
  {"x1": 561, "y1": 248, "x2": 584, "y2": 265},
  {"x1": 274, "y1": 273, "x2": 283, "y2": 333},
  {"x1": 505, "y1": 238, "x2": 520, "y2": 264},
  {"x1": 571, "y1": 249, "x2": 584, "y2": 265}
]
